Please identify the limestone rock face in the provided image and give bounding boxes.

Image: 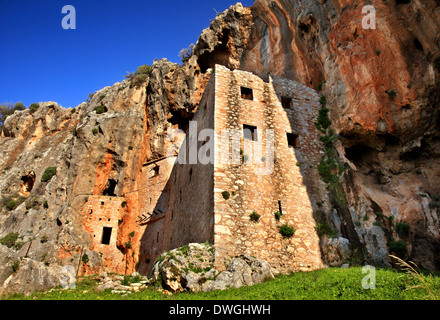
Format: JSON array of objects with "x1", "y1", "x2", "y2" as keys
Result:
[{"x1": 152, "y1": 243, "x2": 274, "y2": 293}]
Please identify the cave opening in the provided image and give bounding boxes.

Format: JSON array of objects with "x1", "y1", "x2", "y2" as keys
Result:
[
  {"x1": 103, "y1": 179, "x2": 117, "y2": 197},
  {"x1": 20, "y1": 171, "x2": 36, "y2": 194},
  {"x1": 197, "y1": 29, "x2": 231, "y2": 73}
]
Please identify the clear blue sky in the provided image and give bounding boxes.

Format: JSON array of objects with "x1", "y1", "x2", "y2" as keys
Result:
[{"x1": 0, "y1": 0, "x2": 253, "y2": 109}]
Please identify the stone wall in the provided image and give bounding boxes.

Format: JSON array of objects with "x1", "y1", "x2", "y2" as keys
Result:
[
  {"x1": 158, "y1": 74, "x2": 217, "y2": 271},
  {"x1": 212, "y1": 65, "x2": 325, "y2": 272}
]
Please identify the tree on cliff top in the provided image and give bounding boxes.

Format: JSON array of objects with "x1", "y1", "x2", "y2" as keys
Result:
[
  {"x1": 0, "y1": 102, "x2": 26, "y2": 134},
  {"x1": 179, "y1": 43, "x2": 194, "y2": 63},
  {"x1": 124, "y1": 64, "x2": 153, "y2": 88}
]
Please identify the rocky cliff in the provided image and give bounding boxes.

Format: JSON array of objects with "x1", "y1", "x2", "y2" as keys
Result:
[{"x1": 1, "y1": 0, "x2": 440, "y2": 295}]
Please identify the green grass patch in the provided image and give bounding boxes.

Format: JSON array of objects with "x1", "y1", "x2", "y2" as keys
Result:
[{"x1": 4, "y1": 267, "x2": 440, "y2": 300}]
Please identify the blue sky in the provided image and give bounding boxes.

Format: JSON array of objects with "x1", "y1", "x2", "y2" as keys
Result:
[{"x1": 0, "y1": 0, "x2": 253, "y2": 109}]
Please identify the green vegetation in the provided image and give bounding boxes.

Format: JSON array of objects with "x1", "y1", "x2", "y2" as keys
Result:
[
  {"x1": 316, "y1": 80, "x2": 326, "y2": 91},
  {"x1": 11, "y1": 261, "x2": 20, "y2": 273},
  {"x1": 279, "y1": 223, "x2": 295, "y2": 239},
  {"x1": 1, "y1": 194, "x2": 26, "y2": 212},
  {"x1": 124, "y1": 64, "x2": 153, "y2": 87},
  {"x1": 94, "y1": 105, "x2": 107, "y2": 115},
  {"x1": 396, "y1": 222, "x2": 410, "y2": 238},
  {"x1": 81, "y1": 254, "x2": 89, "y2": 264},
  {"x1": 41, "y1": 167, "x2": 57, "y2": 182},
  {"x1": 315, "y1": 222, "x2": 337, "y2": 237},
  {"x1": 5, "y1": 266, "x2": 440, "y2": 300},
  {"x1": 29, "y1": 103, "x2": 39, "y2": 114},
  {"x1": 0, "y1": 232, "x2": 19, "y2": 248},
  {"x1": 274, "y1": 211, "x2": 282, "y2": 221},
  {"x1": 386, "y1": 89, "x2": 397, "y2": 99},
  {"x1": 92, "y1": 127, "x2": 98, "y2": 135},
  {"x1": 221, "y1": 191, "x2": 230, "y2": 200},
  {"x1": 249, "y1": 211, "x2": 261, "y2": 223},
  {"x1": 388, "y1": 239, "x2": 407, "y2": 258}
]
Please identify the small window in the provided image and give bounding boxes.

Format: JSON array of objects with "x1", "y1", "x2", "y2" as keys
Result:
[
  {"x1": 281, "y1": 96, "x2": 292, "y2": 109},
  {"x1": 152, "y1": 165, "x2": 160, "y2": 177},
  {"x1": 278, "y1": 200, "x2": 283, "y2": 215},
  {"x1": 101, "y1": 227, "x2": 112, "y2": 245},
  {"x1": 243, "y1": 124, "x2": 258, "y2": 141},
  {"x1": 287, "y1": 132, "x2": 299, "y2": 148},
  {"x1": 241, "y1": 87, "x2": 253, "y2": 100}
]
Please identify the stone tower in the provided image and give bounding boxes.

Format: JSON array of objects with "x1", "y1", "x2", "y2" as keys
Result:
[{"x1": 153, "y1": 65, "x2": 326, "y2": 273}]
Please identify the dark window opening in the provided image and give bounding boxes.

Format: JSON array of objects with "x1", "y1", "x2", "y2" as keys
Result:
[
  {"x1": 243, "y1": 124, "x2": 258, "y2": 141},
  {"x1": 240, "y1": 87, "x2": 253, "y2": 100},
  {"x1": 103, "y1": 179, "x2": 117, "y2": 197},
  {"x1": 281, "y1": 96, "x2": 292, "y2": 109},
  {"x1": 278, "y1": 200, "x2": 283, "y2": 215},
  {"x1": 189, "y1": 168, "x2": 193, "y2": 183},
  {"x1": 101, "y1": 201, "x2": 104, "y2": 206},
  {"x1": 156, "y1": 232, "x2": 159, "y2": 243},
  {"x1": 287, "y1": 132, "x2": 300, "y2": 148},
  {"x1": 101, "y1": 227, "x2": 112, "y2": 245},
  {"x1": 152, "y1": 165, "x2": 160, "y2": 177}
]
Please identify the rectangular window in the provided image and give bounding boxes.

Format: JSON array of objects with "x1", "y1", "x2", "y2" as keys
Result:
[
  {"x1": 240, "y1": 87, "x2": 253, "y2": 100},
  {"x1": 243, "y1": 124, "x2": 258, "y2": 141},
  {"x1": 287, "y1": 132, "x2": 299, "y2": 148},
  {"x1": 281, "y1": 96, "x2": 292, "y2": 109},
  {"x1": 101, "y1": 227, "x2": 112, "y2": 245}
]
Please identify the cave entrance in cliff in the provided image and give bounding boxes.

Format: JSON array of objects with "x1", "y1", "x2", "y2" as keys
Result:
[
  {"x1": 20, "y1": 171, "x2": 36, "y2": 194},
  {"x1": 197, "y1": 29, "x2": 231, "y2": 73},
  {"x1": 101, "y1": 227, "x2": 112, "y2": 245},
  {"x1": 103, "y1": 179, "x2": 117, "y2": 197}
]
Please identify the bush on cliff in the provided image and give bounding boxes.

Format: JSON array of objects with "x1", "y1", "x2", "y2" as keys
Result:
[{"x1": 41, "y1": 167, "x2": 57, "y2": 182}]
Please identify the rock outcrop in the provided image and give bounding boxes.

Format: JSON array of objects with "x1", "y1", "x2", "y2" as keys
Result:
[{"x1": 152, "y1": 243, "x2": 274, "y2": 293}]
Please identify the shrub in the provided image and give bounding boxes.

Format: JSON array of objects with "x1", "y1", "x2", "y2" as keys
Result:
[
  {"x1": 41, "y1": 167, "x2": 56, "y2": 182},
  {"x1": 12, "y1": 260, "x2": 20, "y2": 273},
  {"x1": 124, "y1": 64, "x2": 153, "y2": 87},
  {"x1": 129, "y1": 231, "x2": 135, "y2": 238},
  {"x1": 389, "y1": 239, "x2": 407, "y2": 257},
  {"x1": 29, "y1": 103, "x2": 39, "y2": 113},
  {"x1": 274, "y1": 211, "x2": 282, "y2": 221},
  {"x1": 0, "y1": 232, "x2": 19, "y2": 248},
  {"x1": 315, "y1": 222, "x2": 337, "y2": 237},
  {"x1": 221, "y1": 191, "x2": 230, "y2": 200},
  {"x1": 125, "y1": 241, "x2": 132, "y2": 249},
  {"x1": 396, "y1": 222, "x2": 410, "y2": 238},
  {"x1": 279, "y1": 224, "x2": 295, "y2": 239},
  {"x1": 43, "y1": 200, "x2": 48, "y2": 209},
  {"x1": 6, "y1": 200, "x2": 17, "y2": 211},
  {"x1": 82, "y1": 253, "x2": 89, "y2": 264},
  {"x1": 316, "y1": 80, "x2": 326, "y2": 91},
  {"x1": 94, "y1": 105, "x2": 107, "y2": 114},
  {"x1": 386, "y1": 89, "x2": 397, "y2": 99},
  {"x1": 250, "y1": 211, "x2": 261, "y2": 223},
  {"x1": 92, "y1": 127, "x2": 98, "y2": 135}
]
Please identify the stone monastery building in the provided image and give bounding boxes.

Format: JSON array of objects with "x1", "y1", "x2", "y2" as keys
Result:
[{"x1": 82, "y1": 65, "x2": 327, "y2": 275}]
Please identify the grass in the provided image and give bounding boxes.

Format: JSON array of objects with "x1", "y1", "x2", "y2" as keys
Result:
[{"x1": 4, "y1": 267, "x2": 440, "y2": 300}]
